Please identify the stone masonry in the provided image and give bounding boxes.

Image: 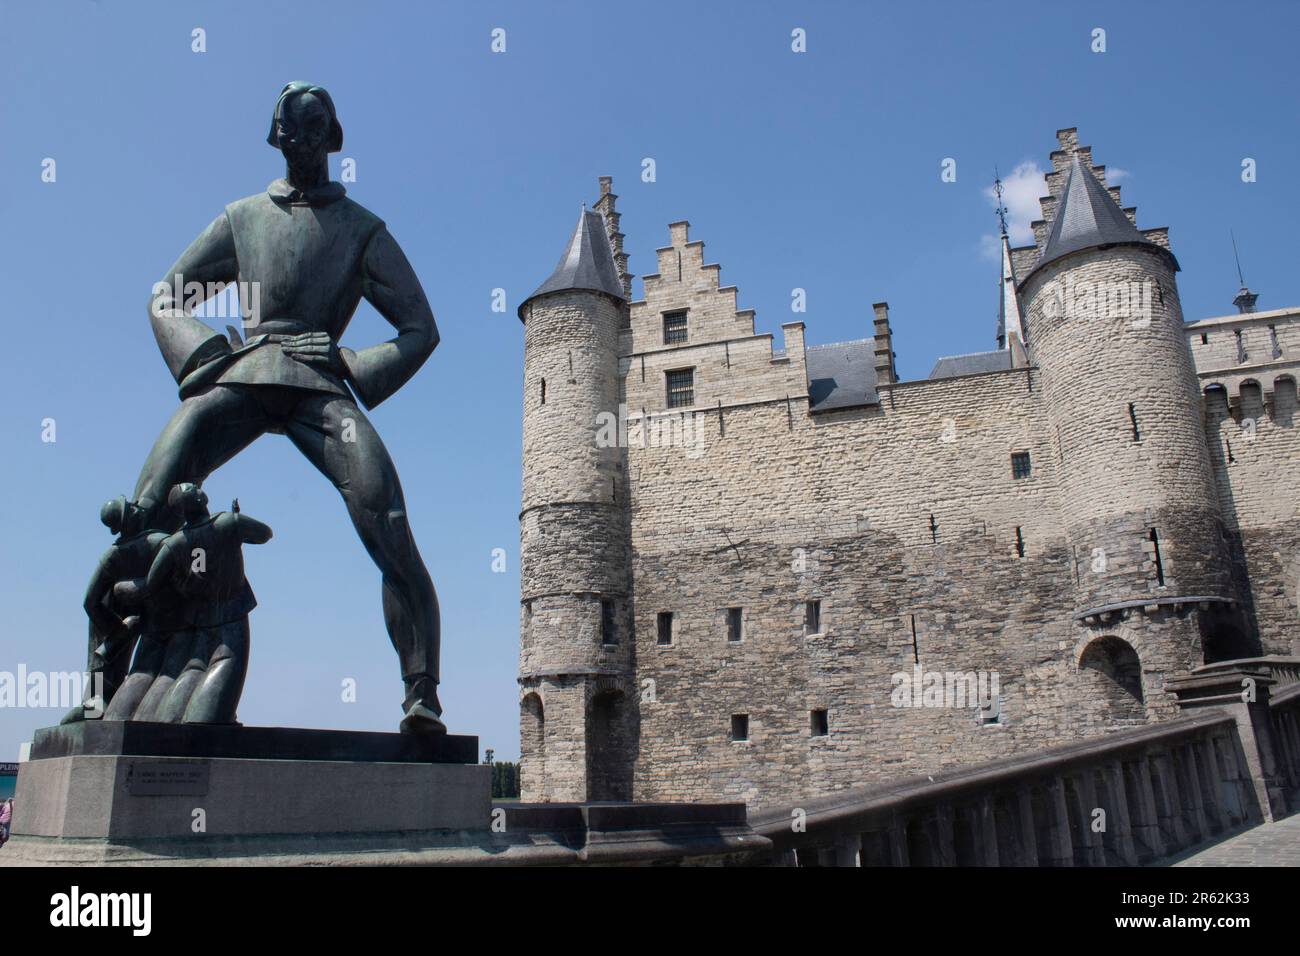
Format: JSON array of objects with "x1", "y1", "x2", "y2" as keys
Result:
[{"x1": 515, "y1": 129, "x2": 1299, "y2": 811}]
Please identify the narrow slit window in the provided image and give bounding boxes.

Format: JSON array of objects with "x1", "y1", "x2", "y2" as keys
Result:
[
  {"x1": 726, "y1": 607, "x2": 744, "y2": 643},
  {"x1": 662, "y1": 310, "x2": 688, "y2": 345},
  {"x1": 540, "y1": 377, "x2": 546, "y2": 405},
  {"x1": 600, "y1": 599, "x2": 617, "y2": 646},
  {"x1": 804, "y1": 600, "x2": 821, "y2": 636},
  {"x1": 1011, "y1": 451, "x2": 1031, "y2": 480},
  {"x1": 1200, "y1": 332, "x2": 1208, "y2": 345},
  {"x1": 1235, "y1": 329, "x2": 1247, "y2": 363},
  {"x1": 1128, "y1": 403, "x2": 1141, "y2": 442},
  {"x1": 1149, "y1": 528, "x2": 1166, "y2": 586},
  {"x1": 656, "y1": 611, "x2": 674, "y2": 646},
  {"x1": 1270, "y1": 324, "x2": 1282, "y2": 358},
  {"x1": 1014, "y1": 526, "x2": 1025, "y2": 558},
  {"x1": 810, "y1": 709, "x2": 829, "y2": 737},
  {"x1": 730, "y1": 714, "x2": 749, "y2": 741}
]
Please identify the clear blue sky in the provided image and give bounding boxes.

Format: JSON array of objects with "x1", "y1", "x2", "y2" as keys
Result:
[{"x1": 1, "y1": 0, "x2": 1297, "y2": 761}]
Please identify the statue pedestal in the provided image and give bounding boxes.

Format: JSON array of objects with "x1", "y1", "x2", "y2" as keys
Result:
[{"x1": 6, "y1": 721, "x2": 490, "y2": 864}]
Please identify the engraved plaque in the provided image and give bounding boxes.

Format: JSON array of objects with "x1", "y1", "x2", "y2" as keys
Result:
[{"x1": 126, "y1": 761, "x2": 210, "y2": 796}]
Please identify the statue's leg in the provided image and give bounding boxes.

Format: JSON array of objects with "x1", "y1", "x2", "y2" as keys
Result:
[
  {"x1": 182, "y1": 618, "x2": 249, "y2": 724},
  {"x1": 131, "y1": 632, "x2": 195, "y2": 723},
  {"x1": 285, "y1": 393, "x2": 443, "y2": 731},
  {"x1": 157, "y1": 630, "x2": 217, "y2": 723},
  {"x1": 132, "y1": 385, "x2": 269, "y2": 529},
  {"x1": 102, "y1": 636, "x2": 165, "y2": 721}
]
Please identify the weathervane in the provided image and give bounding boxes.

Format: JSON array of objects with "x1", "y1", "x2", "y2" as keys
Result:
[{"x1": 993, "y1": 168, "x2": 1008, "y2": 238}]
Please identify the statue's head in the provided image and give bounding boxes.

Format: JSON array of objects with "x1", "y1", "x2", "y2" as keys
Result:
[
  {"x1": 167, "y1": 482, "x2": 209, "y2": 520},
  {"x1": 100, "y1": 496, "x2": 129, "y2": 535},
  {"x1": 266, "y1": 82, "x2": 343, "y2": 167}
]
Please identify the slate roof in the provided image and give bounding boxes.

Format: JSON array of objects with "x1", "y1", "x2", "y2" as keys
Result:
[
  {"x1": 1027, "y1": 153, "x2": 1158, "y2": 280},
  {"x1": 806, "y1": 339, "x2": 878, "y2": 411},
  {"x1": 519, "y1": 208, "x2": 625, "y2": 318},
  {"x1": 928, "y1": 349, "x2": 1012, "y2": 380}
]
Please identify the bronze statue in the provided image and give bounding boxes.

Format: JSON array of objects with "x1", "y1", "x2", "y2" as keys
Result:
[
  {"x1": 130, "y1": 82, "x2": 445, "y2": 733},
  {"x1": 104, "y1": 484, "x2": 272, "y2": 724},
  {"x1": 63, "y1": 497, "x2": 167, "y2": 723}
]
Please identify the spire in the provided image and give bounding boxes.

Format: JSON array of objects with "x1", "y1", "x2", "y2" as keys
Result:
[
  {"x1": 1032, "y1": 153, "x2": 1156, "y2": 273},
  {"x1": 1231, "y1": 231, "x2": 1259, "y2": 314},
  {"x1": 519, "y1": 207, "x2": 627, "y2": 319},
  {"x1": 999, "y1": 234, "x2": 1029, "y2": 368}
]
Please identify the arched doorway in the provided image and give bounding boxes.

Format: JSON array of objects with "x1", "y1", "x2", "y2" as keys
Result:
[
  {"x1": 1079, "y1": 636, "x2": 1145, "y2": 722},
  {"x1": 520, "y1": 692, "x2": 544, "y2": 800}
]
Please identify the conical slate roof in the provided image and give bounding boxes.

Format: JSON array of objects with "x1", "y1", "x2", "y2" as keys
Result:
[
  {"x1": 1032, "y1": 153, "x2": 1157, "y2": 274},
  {"x1": 519, "y1": 208, "x2": 625, "y2": 318}
]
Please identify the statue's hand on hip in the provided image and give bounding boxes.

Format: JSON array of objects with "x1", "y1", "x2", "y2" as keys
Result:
[{"x1": 280, "y1": 331, "x2": 343, "y2": 374}]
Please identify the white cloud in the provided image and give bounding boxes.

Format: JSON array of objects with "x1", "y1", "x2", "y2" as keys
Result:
[{"x1": 1106, "y1": 167, "x2": 1130, "y2": 182}]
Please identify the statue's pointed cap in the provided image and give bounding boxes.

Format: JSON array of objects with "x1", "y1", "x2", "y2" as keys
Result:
[{"x1": 519, "y1": 208, "x2": 626, "y2": 319}]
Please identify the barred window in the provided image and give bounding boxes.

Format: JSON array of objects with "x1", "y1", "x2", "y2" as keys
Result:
[
  {"x1": 1011, "y1": 451, "x2": 1031, "y2": 480},
  {"x1": 663, "y1": 310, "x2": 688, "y2": 345},
  {"x1": 666, "y1": 368, "x2": 694, "y2": 409},
  {"x1": 600, "y1": 599, "x2": 617, "y2": 646}
]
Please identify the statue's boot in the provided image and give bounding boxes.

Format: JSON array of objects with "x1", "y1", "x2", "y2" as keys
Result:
[{"x1": 400, "y1": 676, "x2": 445, "y2": 735}]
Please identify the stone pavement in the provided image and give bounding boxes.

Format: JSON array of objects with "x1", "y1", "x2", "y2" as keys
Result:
[{"x1": 1170, "y1": 813, "x2": 1300, "y2": 866}]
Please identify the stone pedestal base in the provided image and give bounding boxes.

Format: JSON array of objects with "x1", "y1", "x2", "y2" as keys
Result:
[{"x1": 6, "y1": 721, "x2": 489, "y2": 863}]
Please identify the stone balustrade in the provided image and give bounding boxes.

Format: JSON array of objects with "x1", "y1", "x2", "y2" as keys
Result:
[{"x1": 751, "y1": 710, "x2": 1266, "y2": 866}]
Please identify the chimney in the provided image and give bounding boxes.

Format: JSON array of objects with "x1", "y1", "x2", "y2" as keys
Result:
[{"x1": 872, "y1": 302, "x2": 896, "y2": 385}]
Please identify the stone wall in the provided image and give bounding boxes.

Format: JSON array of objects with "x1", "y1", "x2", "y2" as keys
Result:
[{"x1": 516, "y1": 134, "x2": 1298, "y2": 810}]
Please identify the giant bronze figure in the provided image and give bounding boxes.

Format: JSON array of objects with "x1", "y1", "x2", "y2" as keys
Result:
[{"x1": 133, "y1": 82, "x2": 444, "y2": 733}]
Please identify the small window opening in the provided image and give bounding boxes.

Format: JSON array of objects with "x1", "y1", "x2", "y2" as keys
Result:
[
  {"x1": 1236, "y1": 329, "x2": 1247, "y2": 363},
  {"x1": 804, "y1": 600, "x2": 821, "y2": 635},
  {"x1": 656, "y1": 611, "x2": 674, "y2": 645},
  {"x1": 601, "y1": 599, "x2": 617, "y2": 646},
  {"x1": 1128, "y1": 403, "x2": 1141, "y2": 441},
  {"x1": 730, "y1": 714, "x2": 749, "y2": 741},
  {"x1": 1200, "y1": 332, "x2": 1209, "y2": 345},
  {"x1": 540, "y1": 378, "x2": 546, "y2": 404},
  {"x1": 726, "y1": 607, "x2": 743, "y2": 643},
  {"x1": 1270, "y1": 324, "x2": 1282, "y2": 358},
  {"x1": 1149, "y1": 528, "x2": 1166, "y2": 586},
  {"x1": 1014, "y1": 526, "x2": 1025, "y2": 558},
  {"x1": 810, "y1": 709, "x2": 829, "y2": 737},
  {"x1": 1011, "y1": 451, "x2": 1031, "y2": 480}
]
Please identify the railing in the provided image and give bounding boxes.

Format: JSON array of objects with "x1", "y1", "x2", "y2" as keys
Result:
[
  {"x1": 1270, "y1": 681, "x2": 1300, "y2": 802},
  {"x1": 1196, "y1": 656, "x2": 1300, "y2": 688},
  {"x1": 751, "y1": 711, "x2": 1260, "y2": 866}
]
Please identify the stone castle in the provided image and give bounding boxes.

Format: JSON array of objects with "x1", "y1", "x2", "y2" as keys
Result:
[{"x1": 514, "y1": 127, "x2": 1300, "y2": 811}]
